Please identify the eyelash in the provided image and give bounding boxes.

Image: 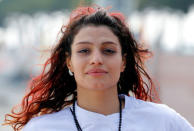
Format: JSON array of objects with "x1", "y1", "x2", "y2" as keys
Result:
[
  {"x1": 103, "y1": 49, "x2": 116, "y2": 54},
  {"x1": 78, "y1": 48, "x2": 116, "y2": 55},
  {"x1": 78, "y1": 49, "x2": 89, "y2": 53}
]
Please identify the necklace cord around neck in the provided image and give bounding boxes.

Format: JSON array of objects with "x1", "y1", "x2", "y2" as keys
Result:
[{"x1": 70, "y1": 96, "x2": 122, "y2": 131}]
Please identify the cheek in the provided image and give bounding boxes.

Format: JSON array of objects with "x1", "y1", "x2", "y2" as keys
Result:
[
  {"x1": 71, "y1": 57, "x2": 86, "y2": 75},
  {"x1": 109, "y1": 56, "x2": 123, "y2": 70},
  {"x1": 108, "y1": 58, "x2": 123, "y2": 78}
]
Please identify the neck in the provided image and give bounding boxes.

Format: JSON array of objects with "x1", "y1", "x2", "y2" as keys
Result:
[{"x1": 77, "y1": 86, "x2": 122, "y2": 115}]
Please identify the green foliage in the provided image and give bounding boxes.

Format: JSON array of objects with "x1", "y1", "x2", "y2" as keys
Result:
[
  {"x1": 137, "y1": 0, "x2": 194, "y2": 12},
  {"x1": 0, "y1": 0, "x2": 76, "y2": 14},
  {"x1": 0, "y1": 0, "x2": 93, "y2": 25}
]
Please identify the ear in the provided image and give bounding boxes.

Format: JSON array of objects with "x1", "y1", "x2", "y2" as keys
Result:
[
  {"x1": 121, "y1": 53, "x2": 126, "y2": 72},
  {"x1": 65, "y1": 52, "x2": 73, "y2": 72}
]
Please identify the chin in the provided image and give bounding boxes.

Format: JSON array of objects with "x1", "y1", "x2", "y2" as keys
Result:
[{"x1": 87, "y1": 83, "x2": 113, "y2": 91}]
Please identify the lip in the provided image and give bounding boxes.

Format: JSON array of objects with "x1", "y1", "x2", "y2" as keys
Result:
[{"x1": 86, "y1": 68, "x2": 108, "y2": 76}]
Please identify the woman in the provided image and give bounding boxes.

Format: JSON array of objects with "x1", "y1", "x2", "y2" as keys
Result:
[{"x1": 4, "y1": 6, "x2": 193, "y2": 131}]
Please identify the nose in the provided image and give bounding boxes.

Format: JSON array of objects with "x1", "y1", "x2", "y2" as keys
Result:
[{"x1": 90, "y1": 50, "x2": 103, "y2": 65}]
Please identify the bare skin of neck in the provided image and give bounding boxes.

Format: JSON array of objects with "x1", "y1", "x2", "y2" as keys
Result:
[{"x1": 77, "y1": 86, "x2": 124, "y2": 115}]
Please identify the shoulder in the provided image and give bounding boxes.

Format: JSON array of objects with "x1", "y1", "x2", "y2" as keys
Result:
[
  {"x1": 125, "y1": 95, "x2": 175, "y2": 115},
  {"x1": 124, "y1": 95, "x2": 175, "y2": 120},
  {"x1": 124, "y1": 95, "x2": 194, "y2": 131},
  {"x1": 22, "y1": 106, "x2": 75, "y2": 131}
]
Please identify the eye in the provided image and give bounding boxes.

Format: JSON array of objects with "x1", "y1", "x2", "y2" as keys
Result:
[
  {"x1": 78, "y1": 49, "x2": 90, "y2": 53},
  {"x1": 103, "y1": 49, "x2": 116, "y2": 54}
]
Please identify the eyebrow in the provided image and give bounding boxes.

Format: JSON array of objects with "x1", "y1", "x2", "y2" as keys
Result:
[{"x1": 75, "y1": 41, "x2": 118, "y2": 45}]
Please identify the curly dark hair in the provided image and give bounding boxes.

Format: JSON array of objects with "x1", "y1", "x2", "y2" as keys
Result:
[{"x1": 4, "y1": 6, "x2": 159, "y2": 131}]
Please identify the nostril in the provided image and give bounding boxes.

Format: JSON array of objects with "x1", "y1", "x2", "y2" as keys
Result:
[
  {"x1": 90, "y1": 51, "x2": 104, "y2": 65},
  {"x1": 91, "y1": 60, "x2": 103, "y2": 65},
  {"x1": 90, "y1": 57, "x2": 103, "y2": 65}
]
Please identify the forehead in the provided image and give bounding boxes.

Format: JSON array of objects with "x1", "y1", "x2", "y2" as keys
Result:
[{"x1": 72, "y1": 25, "x2": 120, "y2": 46}]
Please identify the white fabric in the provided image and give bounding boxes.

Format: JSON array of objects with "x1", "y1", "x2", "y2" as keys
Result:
[{"x1": 23, "y1": 94, "x2": 194, "y2": 131}]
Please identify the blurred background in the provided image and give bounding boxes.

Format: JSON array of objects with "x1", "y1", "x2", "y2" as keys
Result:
[{"x1": 0, "y1": 0, "x2": 194, "y2": 130}]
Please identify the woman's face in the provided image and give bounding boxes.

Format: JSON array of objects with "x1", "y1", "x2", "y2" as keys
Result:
[{"x1": 66, "y1": 25, "x2": 126, "y2": 91}]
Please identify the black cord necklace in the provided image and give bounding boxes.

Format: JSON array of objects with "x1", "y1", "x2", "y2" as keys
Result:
[{"x1": 70, "y1": 96, "x2": 122, "y2": 131}]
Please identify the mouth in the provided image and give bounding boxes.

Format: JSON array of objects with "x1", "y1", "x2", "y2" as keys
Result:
[
  {"x1": 87, "y1": 72, "x2": 107, "y2": 76},
  {"x1": 86, "y1": 69, "x2": 108, "y2": 76}
]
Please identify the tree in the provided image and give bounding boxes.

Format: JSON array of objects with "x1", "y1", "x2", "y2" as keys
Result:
[
  {"x1": 137, "y1": 0, "x2": 194, "y2": 12},
  {"x1": 0, "y1": 0, "x2": 93, "y2": 26}
]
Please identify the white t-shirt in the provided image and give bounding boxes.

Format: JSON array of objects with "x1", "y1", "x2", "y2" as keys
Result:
[{"x1": 23, "y1": 94, "x2": 194, "y2": 131}]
